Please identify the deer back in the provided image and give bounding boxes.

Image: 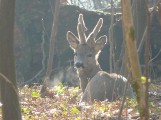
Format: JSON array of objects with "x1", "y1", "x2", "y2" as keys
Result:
[{"x1": 81, "y1": 71, "x2": 134, "y2": 102}]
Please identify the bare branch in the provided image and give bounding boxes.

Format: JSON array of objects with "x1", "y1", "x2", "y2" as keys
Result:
[{"x1": 0, "y1": 73, "x2": 18, "y2": 97}]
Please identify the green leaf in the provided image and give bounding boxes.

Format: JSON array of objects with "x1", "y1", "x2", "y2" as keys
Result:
[
  {"x1": 71, "y1": 86, "x2": 79, "y2": 91},
  {"x1": 100, "y1": 104, "x2": 106, "y2": 111},
  {"x1": 60, "y1": 102, "x2": 67, "y2": 111},
  {"x1": 141, "y1": 76, "x2": 151, "y2": 84},
  {"x1": 70, "y1": 107, "x2": 80, "y2": 114},
  {"x1": 22, "y1": 107, "x2": 30, "y2": 114},
  {"x1": 31, "y1": 91, "x2": 40, "y2": 98},
  {"x1": 58, "y1": 82, "x2": 64, "y2": 88},
  {"x1": 75, "y1": 117, "x2": 81, "y2": 120},
  {"x1": 149, "y1": 101, "x2": 154, "y2": 107},
  {"x1": 54, "y1": 82, "x2": 66, "y2": 94}
]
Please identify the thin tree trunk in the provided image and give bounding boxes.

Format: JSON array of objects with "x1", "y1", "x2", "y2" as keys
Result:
[
  {"x1": 0, "y1": 0, "x2": 22, "y2": 119},
  {"x1": 121, "y1": 0, "x2": 148, "y2": 120},
  {"x1": 144, "y1": 0, "x2": 150, "y2": 119},
  {"x1": 109, "y1": 0, "x2": 114, "y2": 72},
  {"x1": 131, "y1": 0, "x2": 147, "y2": 48},
  {"x1": 131, "y1": 0, "x2": 150, "y2": 119},
  {"x1": 40, "y1": 0, "x2": 60, "y2": 95}
]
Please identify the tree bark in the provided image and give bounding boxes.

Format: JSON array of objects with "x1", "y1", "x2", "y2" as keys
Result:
[
  {"x1": 121, "y1": 0, "x2": 148, "y2": 120},
  {"x1": 109, "y1": 0, "x2": 115, "y2": 72},
  {"x1": 131, "y1": 0, "x2": 150, "y2": 119},
  {"x1": 131, "y1": 0, "x2": 147, "y2": 48},
  {"x1": 0, "y1": 0, "x2": 22, "y2": 119}
]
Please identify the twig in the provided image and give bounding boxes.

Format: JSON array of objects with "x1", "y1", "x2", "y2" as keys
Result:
[
  {"x1": 149, "y1": 49, "x2": 161, "y2": 63},
  {"x1": 0, "y1": 73, "x2": 18, "y2": 96},
  {"x1": 117, "y1": 76, "x2": 129, "y2": 120},
  {"x1": 137, "y1": 26, "x2": 147, "y2": 53}
]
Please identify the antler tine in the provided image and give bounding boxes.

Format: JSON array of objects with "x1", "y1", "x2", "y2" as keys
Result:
[
  {"x1": 90, "y1": 18, "x2": 103, "y2": 39},
  {"x1": 77, "y1": 14, "x2": 87, "y2": 44},
  {"x1": 78, "y1": 14, "x2": 87, "y2": 32}
]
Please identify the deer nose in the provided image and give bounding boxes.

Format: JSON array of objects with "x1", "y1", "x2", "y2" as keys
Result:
[{"x1": 75, "y1": 62, "x2": 84, "y2": 68}]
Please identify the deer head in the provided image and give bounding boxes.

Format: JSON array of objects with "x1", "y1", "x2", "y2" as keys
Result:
[{"x1": 66, "y1": 14, "x2": 107, "y2": 73}]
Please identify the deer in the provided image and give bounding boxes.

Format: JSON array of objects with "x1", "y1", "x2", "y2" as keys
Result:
[{"x1": 66, "y1": 14, "x2": 134, "y2": 102}]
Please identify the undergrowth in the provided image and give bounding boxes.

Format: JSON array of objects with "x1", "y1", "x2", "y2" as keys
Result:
[{"x1": 0, "y1": 83, "x2": 160, "y2": 120}]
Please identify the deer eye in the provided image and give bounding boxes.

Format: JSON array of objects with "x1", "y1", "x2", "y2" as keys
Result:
[
  {"x1": 87, "y1": 53, "x2": 92, "y2": 57},
  {"x1": 74, "y1": 52, "x2": 77, "y2": 56}
]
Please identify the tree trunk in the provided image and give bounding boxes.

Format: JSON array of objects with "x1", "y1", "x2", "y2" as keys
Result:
[
  {"x1": 131, "y1": 0, "x2": 147, "y2": 48},
  {"x1": 40, "y1": 0, "x2": 60, "y2": 96},
  {"x1": 121, "y1": 0, "x2": 148, "y2": 120},
  {"x1": 131, "y1": 0, "x2": 150, "y2": 119},
  {"x1": 0, "y1": 0, "x2": 22, "y2": 120}
]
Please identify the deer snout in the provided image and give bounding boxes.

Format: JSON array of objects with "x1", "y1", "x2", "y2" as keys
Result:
[{"x1": 75, "y1": 62, "x2": 84, "y2": 68}]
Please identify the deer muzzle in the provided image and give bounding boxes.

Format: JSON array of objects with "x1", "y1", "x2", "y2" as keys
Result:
[{"x1": 75, "y1": 62, "x2": 84, "y2": 68}]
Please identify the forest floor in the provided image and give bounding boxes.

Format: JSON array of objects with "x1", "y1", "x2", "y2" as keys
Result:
[{"x1": 0, "y1": 83, "x2": 161, "y2": 120}]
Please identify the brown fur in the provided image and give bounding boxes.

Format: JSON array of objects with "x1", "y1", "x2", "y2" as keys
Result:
[{"x1": 66, "y1": 14, "x2": 133, "y2": 102}]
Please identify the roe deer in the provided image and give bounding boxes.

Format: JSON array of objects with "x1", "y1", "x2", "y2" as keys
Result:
[{"x1": 66, "y1": 14, "x2": 134, "y2": 102}]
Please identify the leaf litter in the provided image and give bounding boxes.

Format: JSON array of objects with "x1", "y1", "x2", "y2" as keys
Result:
[{"x1": 0, "y1": 83, "x2": 160, "y2": 120}]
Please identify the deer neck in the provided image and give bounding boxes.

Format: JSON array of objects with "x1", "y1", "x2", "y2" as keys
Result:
[
  {"x1": 77, "y1": 64, "x2": 101, "y2": 92},
  {"x1": 77, "y1": 64, "x2": 101, "y2": 80}
]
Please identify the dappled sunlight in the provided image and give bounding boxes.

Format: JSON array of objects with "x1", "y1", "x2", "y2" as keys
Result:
[{"x1": 18, "y1": 84, "x2": 160, "y2": 119}]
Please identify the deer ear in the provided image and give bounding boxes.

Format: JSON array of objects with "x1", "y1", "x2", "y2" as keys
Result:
[
  {"x1": 95, "y1": 35, "x2": 107, "y2": 53},
  {"x1": 66, "y1": 31, "x2": 79, "y2": 50}
]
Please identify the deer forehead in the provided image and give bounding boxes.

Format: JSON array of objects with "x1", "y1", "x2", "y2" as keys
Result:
[{"x1": 76, "y1": 44, "x2": 94, "y2": 54}]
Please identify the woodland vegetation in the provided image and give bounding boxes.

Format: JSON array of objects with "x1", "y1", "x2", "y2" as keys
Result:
[{"x1": 0, "y1": 0, "x2": 161, "y2": 119}]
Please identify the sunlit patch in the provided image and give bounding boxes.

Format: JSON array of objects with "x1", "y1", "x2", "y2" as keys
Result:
[{"x1": 0, "y1": 102, "x2": 2, "y2": 107}]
